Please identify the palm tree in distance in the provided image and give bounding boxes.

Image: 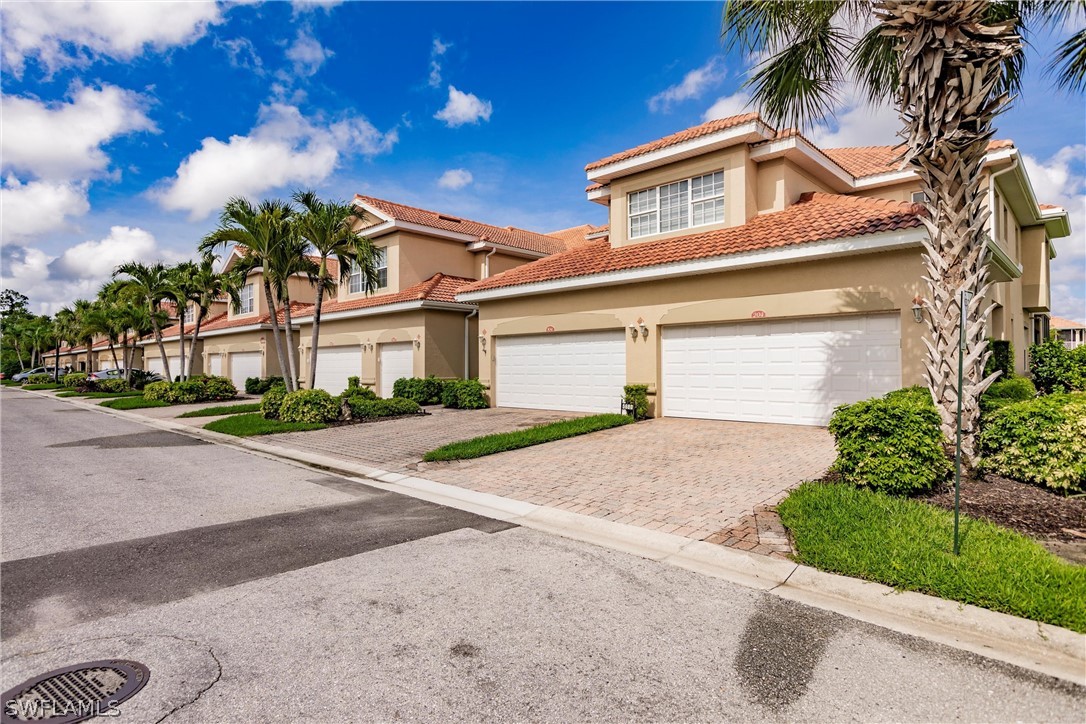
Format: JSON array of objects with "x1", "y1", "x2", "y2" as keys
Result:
[
  {"x1": 292, "y1": 190, "x2": 380, "y2": 389},
  {"x1": 266, "y1": 234, "x2": 318, "y2": 391},
  {"x1": 184, "y1": 254, "x2": 244, "y2": 378},
  {"x1": 114, "y1": 261, "x2": 175, "y2": 382},
  {"x1": 721, "y1": 0, "x2": 1085, "y2": 461}
]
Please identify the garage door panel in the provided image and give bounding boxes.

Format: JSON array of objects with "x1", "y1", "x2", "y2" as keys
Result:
[
  {"x1": 496, "y1": 331, "x2": 625, "y2": 414},
  {"x1": 314, "y1": 346, "x2": 362, "y2": 395},
  {"x1": 379, "y1": 342, "x2": 413, "y2": 398},
  {"x1": 663, "y1": 314, "x2": 901, "y2": 426},
  {"x1": 208, "y1": 355, "x2": 222, "y2": 377},
  {"x1": 230, "y1": 352, "x2": 262, "y2": 390}
]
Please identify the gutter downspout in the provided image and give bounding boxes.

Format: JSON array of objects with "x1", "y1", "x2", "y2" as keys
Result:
[
  {"x1": 482, "y1": 247, "x2": 497, "y2": 279},
  {"x1": 464, "y1": 308, "x2": 478, "y2": 378},
  {"x1": 987, "y1": 156, "x2": 1019, "y2": 247}
]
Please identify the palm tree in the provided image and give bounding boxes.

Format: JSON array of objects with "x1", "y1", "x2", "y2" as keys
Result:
[
  {"x1": 114, "y1": 261, "x2": 175, "y2": 382},
  {"x1": 53, "y1": 307, "x2": 77, "y2": 381},
  {"x1": 721, "y1": 0, "x2": 1085, "y2": 461},
  {"x1": 168, "y1": 261, "x2": 200, "y2": 380},
  {"x1": 266, "y1": 234, "x2": 319, "y2": 391},
  {"x1": 184, "y1": 253, "x2": 244, "y2": 378},
  {"x1": 83, "y1": 302, "x2": 123, "y2": 372},
  {"x1": 201, "y1": 198, "x2": 298, "y2": 390},
  {"x1": 293, "y1": 190, "x2": 381, "y2": 389},
  {"x1": 23, "y1": 316, "x2": 54, "y2": 369}
]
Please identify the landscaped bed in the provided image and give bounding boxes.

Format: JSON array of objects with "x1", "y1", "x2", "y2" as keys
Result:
[
  {"x1": 176, "y1": 402, "x2": 262, "y2": 418},
  {"x1": 56, "y1": 390, "x2": 143, "y2": 399},
  {"x1": 22, "y1": 383, "x2": 62, "y2": 390},
  {"x1": 203, "y1": 413, "x2": 328, "y2": 436},
  {"x1": 778, "y1": 482, "x2": 1086, "y2": 633},
  {"x1": 99, "y1": 397, "x2": 170, "y2": 410},
  {"x1": 423, "y1": 414, "x2": 633, "y2": 462}
]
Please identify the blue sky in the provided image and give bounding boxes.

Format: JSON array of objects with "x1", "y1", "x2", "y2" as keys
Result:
[{"x1": 1, "y1": 1, "x2": 1083, "y2": 321}]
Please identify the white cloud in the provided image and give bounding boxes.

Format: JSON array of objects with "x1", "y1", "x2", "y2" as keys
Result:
[
  {"x1": 153, "y1": 103, "x2": 398, "y2": 220},
  {"x1": 0, "y1": 177, "x2": 90, "y2": 243},
  {"x1": 0, "y1": 1, "x2": 222, "y2": 77},
  {"x1": 806, "y1": 85, "x2": 901, "y2": 147},
  {"x1": 703, "y1": 90, "x2": 753, "y2": 122},
  {"x1": 429, "y1": 37, "x2": 450, "y2": 88},
  {"x1": 649, "y1": 58, "x2": 726, "y2": 113},
  {"x1": 1, "y1": 84, "x2": 157, "y2": 182},
  {"x1": 1023, "y1": 145, "x2": 1086, "y2": 322},
  {"x1": 290, "y1": 0, "x2": 344, "y2": 14},
  {"x1": 286, "y1": 29, "x2": 333, "y2": 77},
  {"x1": 437, "y1": 168, "x2": 473, "y2": 190},
  {"x1": 215, "y1": 37, "x2": 264, "y2": 74},
  {"x1": 49, "y1": 226, "x2": 162, "y2": 281},
  {"x1": 434, "y1": 85, "x2": 492, "y2": 127}
]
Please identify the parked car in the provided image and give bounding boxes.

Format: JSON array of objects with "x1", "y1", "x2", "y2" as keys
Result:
[
  {"x1": 12, "y1": 367, "x2": 57, "y2": 382},
  {"x1": 88, "y1": 368, "x2": 127, "y2": 381}
]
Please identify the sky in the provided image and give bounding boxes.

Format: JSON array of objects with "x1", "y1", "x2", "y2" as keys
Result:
[{"x1": 1, "y1": 0, "x2": 1084, "y2": 322}]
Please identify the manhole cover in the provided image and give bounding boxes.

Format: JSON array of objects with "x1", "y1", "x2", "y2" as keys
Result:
[{"x1": 2, "y1": 660, "x2": 150, "y2": 723}]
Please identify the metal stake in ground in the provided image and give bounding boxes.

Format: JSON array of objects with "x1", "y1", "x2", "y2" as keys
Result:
[{"x1": 954, "y1": 289, "x2": 973, "y2": 556}]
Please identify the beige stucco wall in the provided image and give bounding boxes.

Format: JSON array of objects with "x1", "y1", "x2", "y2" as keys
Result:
[
  {"x1": 139, "y1": 340, "x2": 204, "y2": 377},
  {"x1": 609, "y1": 145, "x2": 754, "y2": 248},
  {"x1": 755, "y1": 158, "x2": 835, "y2": 213},
  {"x1": 472, "y1": 247, "x2": 1044, "y2": 415},
  {"x1": 202, "y1": 330, "x2": 294, "y2": 380}
]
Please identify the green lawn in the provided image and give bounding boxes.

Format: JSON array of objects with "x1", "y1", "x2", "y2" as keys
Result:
[
  {"x1": 203, "y1": 413, "x2": 327, "y2": 436},
  {"x1": 99, "y1": 396, "x2": 170, "y2": 410},
  {"x1": 1, "y1": 380, "x2": 21, "y2": 386},
  {"x1": 177, "y1": 402, "x2": 262, "y2": 418},
  {"x1": 22, "y1": 383, "x2": 62, "y2": 390},
  {"x1": 778, "y1": 482, "x2": 1086, "y2": 632},
  {"x1": 423, "y1": 414, "x2": 634, "y2": 462},
  {"x1": 56, "y1": 390, "x2": 143, "y2": 398}
]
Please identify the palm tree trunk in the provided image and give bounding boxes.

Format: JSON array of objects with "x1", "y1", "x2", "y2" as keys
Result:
[
  {"x1": 13, "y1": 340, "x2": 25, "y2": 371},
  {"x1": 178, "y1": 315, "x2": 187, "y2": 381},
  {"x1": 282, "y1": 297, "x2": 299, "y2": 390},
  {"x1": 308, "y1": 277, "x2": 326, "y2": 389},
  {"x1": 877, "y1": 0, "x2": 1019, "y2": 463},
  {"x1": 150, "y1": 311, "x2": 171, "y2": 382},
  {"x1": 187, "y1": 310, "x2": 204, "y2": 378},
  {"x1": 108, "y1": 340, "x2": 120, "y2": 371},
  {"x1": 263, "y1": 279, "x2": 291, "y2": 392},
  {"x1": 54, "y1": 345, "x2": 61, "y2": 383}
]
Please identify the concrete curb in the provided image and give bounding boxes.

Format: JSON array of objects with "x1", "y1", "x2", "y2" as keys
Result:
[{"x1": 21, "y1": 387, "x2": 1086, "y2": 686}]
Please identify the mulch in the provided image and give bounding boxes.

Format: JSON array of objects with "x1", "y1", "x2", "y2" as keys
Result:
[{"x1": 921, "y1": 474, "x2": 1086, "y2": 542}]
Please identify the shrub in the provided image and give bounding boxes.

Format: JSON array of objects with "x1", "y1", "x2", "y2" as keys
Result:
[
  {"x1": 347, "y1": 376, "x2": 360, "y2": 390},
  {"x1": 347, "y1": 396, "x2": 422, "y2": 419},
  {"x1": 623, "y1": 384, "x2": 650, "y2": 420},
  {"x1": 96, "y1": 379, "x2": 129, "y2": 393},
  {"x1": 63, "y1": 372, "x2": 88, "y2": 388},
  {"x1": 167, "y1": 379, "x2": 205, "y2": 404},
  {"x1": 978, "y1": 394, "x2": 1086, "y2": 493},
  {"x1": 27, "y1": 373, "x2": 52, "y2": 385},
  {"x1": 279, "y1": 389, "x2": 341, "y2": 424},
  {"x1": 1029, "y1": 337, "x2": 1085, "y2": 394},
  {"x1": 143, "y1": 381, "x2": 172, "y2": 401},
  {"x1": 981, "y1": 377, "x2": 1036, "y2": 414},
  {"x1": 128, "y1": 369, "x2": 162, "y2": 390},
  {"x1": 245, "y1": 376, "x2": 284, "y2": 395},
  {"x1": 261, "y1": 385, "x2": 287, "y2": 420},
  {"x1": 983, "y1": 338, "x2": 1014, "y2": 380},
  {"x1": 441, "y1": 379, "x2": 489, "y2": 409},
  {"x1": 200, "y1": 375, "x2": 237, "y2": 401},
  {"x1": 393, "y1": 376, "x2": 446, "y2": 405},
  {"x1": 340, "y1": 385, "x2": 377, "y2": 402},
  {"x1": 828, "y1": 388, "x2": 951, "y2": 495}
]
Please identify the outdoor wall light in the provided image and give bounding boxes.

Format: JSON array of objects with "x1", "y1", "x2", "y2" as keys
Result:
[
  {"x1": 629, "y1": 324, "x2": 639, "y2": 340},
  {"x1": 479, "y1": 335, "x2": 487, "y2": 353},
  {"x1": 911, "y1": 295, "x2": 926, "y2": 324},
  {"x1": 638, "y1": 323, "x2": 649, "y2": 339},
  {"x1": 414, "y1": 339, "x2": 421, "y2": 349}
]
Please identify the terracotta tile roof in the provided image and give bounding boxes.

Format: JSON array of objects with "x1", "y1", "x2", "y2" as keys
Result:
[
  {"x1": 546, "y1": 224, "x2": 606, "y2": 251},
  {"x1": 1039, "y1": 203, "x2": 1062, "y2": 210},
  {"x1": 585, "y1": 182, "x2": 604, "y2": 192},
  {"x1": 294, "y1": 273, "x2": 476, "y2": 318},
  {"x1": 823, "y1": 140, "x2": 1014, "y2": 178},
  {"x1": 1051, "y1": 316, "x2": 1086, "y2": 329},
  {"x1": 354, "y1": 195, "x2": 565, "y2": 255},
  {"x1": 461, "y1": 193, "x2": 923, "y2": 294},
  {"x1": 585, "y1": 112, "x2": 763, "y2": 172},
  {"x1": 306, "y1": 254, "x2": 341, "y2": 278},
  {"x1": 156, "y1": 301, "x2": 315, "y2": 339}
]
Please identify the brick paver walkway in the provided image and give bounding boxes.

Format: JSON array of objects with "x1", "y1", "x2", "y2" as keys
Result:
[
  {"x1": 264, "y1": 407, "x2": 583, "y2": 470},
  {"x1": 420, "y1": 418, "x2": 835, "y2": 546}
]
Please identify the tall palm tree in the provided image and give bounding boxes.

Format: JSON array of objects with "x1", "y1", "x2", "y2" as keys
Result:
[
  {"x1": 722, "y1": 0, "x2": 1085, "y2": 461},
  {"x1": 293, "y1": 190, "x2": 381, "y2": 389},
  {"x1": 201, "y1": 198, "x2": 297, "y2": 390},
  {"x1": 53, "y1": 307, "x2": 77, "y2": 381},
  {"x1": 184, "y1": 253, "x2": 244, "y2": 378},
  {"x1": 70, "y1": 300, "x2": 99, "y2": 374},
  {"x1": 168, "y1": 261, "x2": 201, "y2": 380},
  {"x1": 83, "y1": 302, "x2": 123, "y2": 372},
  {"x1": 266, "y1": 234, "x2": 319, "y2": 391},
  {"x1": 114, "y1": 261, "x2": 175, "y2": 382}
]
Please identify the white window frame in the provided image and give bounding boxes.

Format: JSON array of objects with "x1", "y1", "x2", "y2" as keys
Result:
[
  {"x1": 628, "y1": 171, "x2": 724, "y2": 240},
  {"x1": 183, "y1": 305, "x2": 195, "y2": 324},
  {"x1": 349, "y1": 247, "x2": 388, "y2": 294},
  {"x1": 238, "y1": 283, "x2": 254, "y2": 314}
]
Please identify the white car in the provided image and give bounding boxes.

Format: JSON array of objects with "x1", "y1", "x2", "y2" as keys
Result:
[
  {"x1": 12, "y1": 367, "x2": 57, "y2": 382},
  {"x1": 88, "y1": 368, "x2": 127, "y2": 381}
]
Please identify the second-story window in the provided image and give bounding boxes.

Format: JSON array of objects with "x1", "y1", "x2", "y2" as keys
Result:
[
  {"x1": 238, "y1": 283, "x2": 254, "y2": 314},
  {"x1": 629, "y1": 171, "x2": 724, "y2": 239},
  {"x1": 349, "y1": 247, "x2": 388, "y2": 293},
  {"x1": 183, "y1": 305, "x2": 195, "y2": 324}
]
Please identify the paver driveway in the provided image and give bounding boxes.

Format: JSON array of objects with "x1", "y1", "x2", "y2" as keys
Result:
[
  {"x1": 420, "y1": 418, "x2": 836, "y2": 546},
  {"x1": 265, "y1": 406, "x2": 583, "y2": 470}
]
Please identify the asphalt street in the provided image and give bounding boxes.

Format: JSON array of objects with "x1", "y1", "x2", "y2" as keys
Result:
[{"x1": 2, "y1": 387, "x2": 1083, "y2": 722}]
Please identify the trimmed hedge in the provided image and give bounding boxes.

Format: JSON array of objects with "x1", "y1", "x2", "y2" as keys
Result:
[
  {"x1": 279, "y1": 389, "x2": 341, "y2": 424},
  {"x1": 980, "y1": 377, "x2": 1036, "y2": 414},
  {"x1": 978, "y1": 393, "x2": 1086, "y2": 493},
  {"x1": 623, "y1": 384, "x2": 649, "y2": 420},
  {"x1": 828, "y1": 386, "x2": 950, "y2": 495},
  {"x1": 441, "y1": 379, "x2": 488, "y2": 409},
  {"x1": 260, "y1": 385, "x2": 288, "y2": 420},
  {"x1": 347, "y1": 396, "x2": 422, "y2": 420},
  {"x1": 1029, "y1": 337, "x2": 1085, "y2": 393},
  {"x1": 347, "y1": 376, "x2": 360, "y2": 390},
  {"x1": 245, "y1": 376, "x2": 284, "y2": 395},
  {"x1": 142, "y1": 376, "x2": 237, "y2": 404},
  {"x1": 393, "y1": 376, "x2": 447, "y2": 405},
  {"x1": 984, "y1": 338, "x2": 1014, "y2": 380},
  {"x1": 27, "y1": 373, "x2": 52, "y2": 385},
  {"x1": 95, "y1": 379, "x2": 129, "y2": 393},
  {"x1": 63, "y1": 372, "x2": 88, "y2": 388}
]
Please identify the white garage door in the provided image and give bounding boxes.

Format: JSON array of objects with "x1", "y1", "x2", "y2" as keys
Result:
[
  {"x1": 378, "y1": 342, "x2": 414, "y2": 398},
  {"x1": 230, "y1": 351, "x2": 262, "y2": 390},
  {"x1": 662, "y1": 314, "x2": 901, "y2": 426},
  {"x1": 495, "y1": 331, "x2": 626, "y2": 413},
  {"x1": 208, "y1": 354, "x2": 222, "y2": 377},
  {"x1": 99, "y1": 359, "x2": 115, "y2": 370},
  {"x1": 147, "y1": 355, "x2": 181, "y2": 379},
  {"x1": 314, "y1": 346, "x2": 362, "y2": 395}
]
